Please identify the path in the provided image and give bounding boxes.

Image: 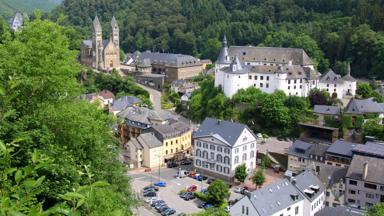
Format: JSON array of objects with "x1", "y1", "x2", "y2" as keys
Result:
[{"x1": 137, "y1": 83, "x2": 162, "y2": 112}]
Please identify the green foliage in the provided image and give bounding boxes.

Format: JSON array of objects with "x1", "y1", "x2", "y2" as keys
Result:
[
  {"x1": 234, "y1": 164, "x2": 247, "y2": 183},
  {"x1": 252, "y1": 169, "x2": 266, "y2": 188},
  {"x1": 261, "y1": 156, "x2": 272, "y2": 168},
  {"x1": 363, "y1": 119, "x2": 384, "y2": 141},
  {"x1": 191, "y1": 207, "x2": 229, "y2": 216},
  {"x1": 0, "y1": 0, "x2": 61, "y2": 18},
  {"x1": 308, "y1": 89, "x2": 331, "y2": 107},
  {"x1": 356, "y1": 83, "x2": 384, "y2": 102},
  {"x1": 0, "y1": 18, "x2": 135, "y2": 214},
  {"x1": 341, "y1": 115, "x2": 353, "y2": 129},
  {"x1": 368, "y1": 202, "x2": 384, "y2": 216},
  {"x1": 206, "y1": 179, "x2": 230, "y2": 207}
]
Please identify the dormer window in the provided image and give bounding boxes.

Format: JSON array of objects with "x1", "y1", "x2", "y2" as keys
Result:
[
  {"x1": 327, "y1": 77, "x2": 330, "y2": 80},
  {"x1": 242, "y1": 52, "x2": 246, "y2": 56}
]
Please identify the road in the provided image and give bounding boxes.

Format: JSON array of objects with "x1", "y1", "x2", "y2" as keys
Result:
[{"x1": 137, "y1": 83, "x2": 162, "y2": 112}]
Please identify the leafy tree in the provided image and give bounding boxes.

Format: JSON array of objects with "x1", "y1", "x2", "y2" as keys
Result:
[
  {"x1": 191, "y1": 207, "x2": 229, "y2": 216},
  {"x1": 252, "y1": 169, "x2": 266, "y2": 189},
  {"x1": 261, "y1": 156, "x2": 272, "y2": 168},
  {"x1": 207, "y1": 179, "x2": 230, "y2": 207},
  {"x1": 357, "y1": 83, "x2": 374, "y2": 98},
  {"x1": 368, "y1": 202, "x2": 384, "y2": 216},
  {"x1": 234, "y1": 164, "x2": 247, "y2": 183},
  {"x1": 261, "y1": 91, "x2": 291, "y2": 128},
  {"x1": 363, "y1": 119, "x2": 384, "y2": 140},
  {"x1": 308, "y1": 89, "x2": 330, "y2": 107}
]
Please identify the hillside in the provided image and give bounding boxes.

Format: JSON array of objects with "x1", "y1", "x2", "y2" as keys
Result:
[
  {"x1": 0, "y1": 0, "x2": 61, "y2": 18},
  {"x1": 52, "y1": 0, "x2": 384, "y2": 80}
]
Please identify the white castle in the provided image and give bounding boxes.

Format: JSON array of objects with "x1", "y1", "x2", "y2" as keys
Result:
[{"x1": 214, "y1": 36, "x2": 356, "y2": 99}]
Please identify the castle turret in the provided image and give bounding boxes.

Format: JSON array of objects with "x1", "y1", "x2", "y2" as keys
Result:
[
  {"x1": 216, "y1": 35, "x2": 231, "y2": 66},
  {"x1": 110, "y1": 16, "x2": 119, "y2": 48},
  {"x1": 342, "y1": 62, "x2": 356, "y2": 96}
]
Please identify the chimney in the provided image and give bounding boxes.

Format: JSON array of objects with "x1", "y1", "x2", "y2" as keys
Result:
[{"x1": 363, "y1": 162, "x2": 368, "y2": 180}]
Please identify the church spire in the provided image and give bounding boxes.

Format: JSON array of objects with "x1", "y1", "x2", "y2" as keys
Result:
[
  {"x1": 216, "y1": 35, "x2": 230, "y2": 64},
  {"x1": 230, "y1": 56, "x2": 243, "y2": 72},
  {"x1": 111, "y1": 16, "x2": 118, "y2": 28},
  {"x1": 223, "y1": 35, "x2": 228, "y2": 47},
  {"x1": 347, "y1": 61, "x2": 351, "y2": 76},
  {"x1": 93, "y1": 16, "x2": 102, "y2": 31}
]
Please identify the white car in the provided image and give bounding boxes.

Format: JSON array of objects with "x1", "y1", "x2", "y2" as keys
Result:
[
  {"x1": 145, "y1": 197, "x2": 158, "y2": 204},
  {"x1": 234, "y1": 187, "x2": 243, "y2": 193}
]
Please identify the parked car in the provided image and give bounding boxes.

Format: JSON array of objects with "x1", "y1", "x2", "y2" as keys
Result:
[
  {"x1": 177, "y1": 213, "x2": 186, "y2": 216},
  {"x1": 180, "y1": 192, "x2": 192, "y2": 199},
  {"x1": 225, "y1": 206, "x2": 230, "y2": 212},
  {"x1": 195, "y1": 175, "x2": 208, "y2": 181},
  {"x1": 183, "y1": 193, "x2": 195, "y2": 201},
  {"x1": 234, "y1": 187, "x2": 244, "y2": 193},
  {"x1": 200, "y1": 189, "x2": 208, "y2": 194},
  {"x1": 155, "y1": 202, "x2": 167, "y2": 210},
  {"x1": 157, "y1": 204, "x2": 169, "y2": 212},
  {"x1": 154, "y1": 181, "x2": 167, "y2": 187},
  {"x1": 167, "y1": 162, "x2": 178, "y2": 168},
  {"x1": 143, "y1": 188, "x2": 156, "y2": 194},
  {"x1": 175, "y1": 170, "x2": 189, "y2": 178},
  {"x1": 207, "y1": 178, "x2": 215, "y2": 184},
  {"x1": 143, "y1": 191, "x2": 157, "y2": 197},
  {"x1": 151, "y1": 200, "x2": 165, "y2": 207},
  {"x1": 179, "y1": 159, "x2": 192, "y2": 165},
  {"x1": 204, "y1": 203, "x2": 213, "y2": 209},
  {"x1": 162, "y1": 208, "x2": 176, "y2": 216},
  {"x1": 143, "y1": 185, "x2": 159, "y2": 191},
  {"x1": 187, "y1": 185, "x2": 197, "y2": 192},
  {"x1": 145, "y1": 197, "x2": 158, "y2": 204},
  {"x1": 188, "y1": 171, "x2": 197, "y2": 178}
]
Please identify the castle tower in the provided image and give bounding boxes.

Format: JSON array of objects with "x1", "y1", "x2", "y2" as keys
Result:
[
  {"x1": 110, "y1": 16, "x2": 119, "y2": 48},
  {"x1": 92, "y1": 16, "x2": 103, "y2": 69}
]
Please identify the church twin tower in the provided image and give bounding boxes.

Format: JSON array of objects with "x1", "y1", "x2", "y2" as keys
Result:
[{"x1": 90, "y1": 16, "x2": 120, "y2": 70}]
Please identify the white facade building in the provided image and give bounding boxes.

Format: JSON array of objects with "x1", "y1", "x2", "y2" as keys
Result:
[
  {"x1": 230, "y1": 171, "x2": 324, "y2": 216},
  {"x1": 193, "y1": 118, "x2": 257, "y2": 181},
  {"x1": 215, "y1": 36, "x2": 356, "y2": 99}
]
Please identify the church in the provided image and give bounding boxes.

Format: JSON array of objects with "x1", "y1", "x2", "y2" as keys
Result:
[
  {"x1": 214, "y1": 36, "x2": 356, "y2": 99},
  {"x1": 80, "y1": 16, "x2": 121, "y2": 71}
]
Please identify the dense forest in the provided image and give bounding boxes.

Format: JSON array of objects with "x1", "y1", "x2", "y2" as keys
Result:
[
  {"x1": 0, "y1": 0, "x2": 61, "y2": 18},
  {"x1": 50, "y1": 0, "x2": 384, "y2": 79}
]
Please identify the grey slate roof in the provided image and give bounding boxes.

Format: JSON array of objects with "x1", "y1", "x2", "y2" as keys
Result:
[
  {"x1": 247, "y1": 179, "x2": 305, "y2": 216},
  {"x1": 352, "y1": 141, "x2": 384, "y2": 158},
  {"x1": 346, "y1": 154, "x2": 384, "y2": 183},
  {"x1": 153, "y1": 121, "x2": 190, "y2": 141},
  {"x1": 319, "y1": 69, "x2": 343, "y2": 84},
  {"x1": 326, "y1": 140, "x2": 359, "y2": 158},
  {"x1": 316, "y1": 164, "x2": 348, "y2": 189},
  {"x1": 344, "y1": 98, "x2": 384, "y2": 114},
  {"x1": 127, "y1": 138, "x2": 143, "y2": 150},
  {"x1": 315, "y1": 206, "x2": 365, "y2": 216},
  {"x1": 228, "y1": 46, "x2": 314, "y2": 66},
  {"x1": 111, "y1": 96, "x2": 141, "y2": 112},
  {"x1": 216, "y1": 36, "x2": 230, "y2": 64},
  {"x1": 137, "y1": 133, "x2": 163, "y2": 149},
  {"x1": 117, "y1": 106, "x2": 163, "y2": 127},
  {"x1": 193, "y1": 117, "x2": 249, "y2": 146},
  {"x1": 93, "y1": 16, "x2": 102, "y2": 31},
  {"x1": 135, "y1": 51, "x2": 201, "y2": 68},
  {"x1": 309, "y1": 143, "x2": 329, "y2": 157},
  {"x1": 82, "y1": 40, "x2": 93, "y2": 48},
  {"x1": 314, "y1": 105, "x2": 340, "y2": 115},
  {"x1": 293, "y1": 171, "x2": 324, "y2": 202},
  {"x1": 288, "y1": 140, "x2": 312, "y2": 159}
]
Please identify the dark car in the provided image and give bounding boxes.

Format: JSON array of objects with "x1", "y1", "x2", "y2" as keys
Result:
[
  {"x1": 162, "y1": 208, "x2": 176, "y2": 216},
  {"x1": 183, "y1": 193, "x2": 195, "y2": 201},
  {"x1": 167, "y1": 162, "x2": 178, "y2": 168},
  {"x1": 143, "y1": 191, "x2": 156, "y2": 197},
  {"x1": 198, "y1": 202, "x2": 206, "y2": 209},
  {"x1": 143, "y1": 185, "x2": 159, "y2": 191},
  {"x1": 157, "y1": 204, "x2": 169, "y2": 212},
  {"x1": 180, "y1": 192, "x2": 192, "y2": 199},
  {"x1": 180, "y1": 159, "x2": 192, "y2": 165},
  {"x1": 151, "y1": 200, "x2": 164, "y2": 207},
  {"x1": 143, "y1": 188, "x2": 156, "y2": 194},
  {"x1": 155, "y1": 203, "x2": 167, "y2": 211},
  {"x1": 207, "y1": 178, "x2": 215, "y2": 184},
  {"x1": 196, "y1": 175, "x2": 208, "y2": 181}
]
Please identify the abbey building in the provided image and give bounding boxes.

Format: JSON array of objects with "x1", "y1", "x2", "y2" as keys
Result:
[
  {"x1": 80, "y1": 16, "x2": 120, "y2": 71},
  {"x1": 214, "y1": 36, "x2": 356, "y2": 99}
]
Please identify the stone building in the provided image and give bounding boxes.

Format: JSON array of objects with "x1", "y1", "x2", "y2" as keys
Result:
[
  {"x1": 80, "y1": 16, "x2": 120, "y2": 71},
  {"x1": 8, "y1": 12, "x2": 23, "y2": 31},
  {"x1": 214, "y1": 36, "x2": 356, "y2": 99}
]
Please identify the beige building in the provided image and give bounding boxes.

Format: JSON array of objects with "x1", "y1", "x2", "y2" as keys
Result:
[
  {"x1": 125, "y1": 133, "x2": 163, "y2": 169},
  {"x1": 153, "y1": 121, "x2": 192, "y2": 162},
  {"x1": 80, "y1": 16, "x2": 120, "y2": 71}
]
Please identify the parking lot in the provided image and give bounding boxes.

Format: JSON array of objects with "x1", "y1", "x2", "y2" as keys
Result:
[{"x1": 128, "y1": 165, "x2": 244, "y2": 215}]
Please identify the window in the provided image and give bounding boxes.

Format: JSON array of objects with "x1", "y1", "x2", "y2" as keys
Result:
[
  {"x1": 266, "y1": 83, "x2": 269, "y2": 88},
  {"x1": 171, "y1": 149, "x2": 173, "y2": 153},
  {"x1": 249, "y1": 75, "x2": 252, "y2": 79},
  {"x1": 235, "y1": 148, "x2": 239, "y2": 153},
  {"x1": 364, "y1": 183, "x2": 377, "y2": 190},
  {"x1": 294, "y1": 80, "x2": 297, "y2": 84},
  {"x1": 197, "y1": 141, "x2": 201, "y2": 147},
  {"x1": 176, "y1": 140, "x2": 178, "y2": 144},
  {"x1": 196, "y1": 159, "x2": 201, "y2": 166},
  {"x1": 224, "y1": 156, "x2": 230, "y2": 165},
  {"x1": 166, "y1": 150, "x2": 168, "y2": 154},
  {"x1": 300, "y1": 79, "x2": 302, "y2": 83},
  {"x1": 210, "y1": 152, "x2": 214, "y2": 159},
  {"x1": 349, "y1": 190, "x2": 356, "y2": 195},
  {"x1": 260, "y1": 83, "x2": 263, "y2": 87},
  {"x1": 243, "y1": 145, "x2": 247, "y2": 151},
  {"x1": 196, "y1": 149, "x2": 201, "y2": 157},
  {"x1": 242, "y1": 153, "x2": 247, "y2": 161},
  {"x1": 224, "y1": 148, "x2": 230, "y2": 154},
  {"x1": 266, "y1": 76, "x2": 269, "y2": 81},
  {"x1": 171, "y1": 141, "x2": 173, "y2": 145},
  {"x1": 366, "y1": 193, "x2": 375, "y2": 199},
  {"x1": 217, "y1": 154, "x2": 223, "y2": 163},
  {"x1": 235, "y1": 156, "x2": 239, "y2": 164},
  {"x1": 288, "y1": 86, "x2": 290, "y2": 90},
  {"x1": 295, "y1": 206, "x2": 299, "y2": 215},
  {"x1": 327, "y1": 84, "x2": 329, "y2": 87},
  {"x1": 203, "y1": 143, "x2": 208, "y2": 149},
  {"x1": 166, "y1": 142, "x2": 168, "y2": 147},
  {"x1": 254, "y1": 76, "x2": 257, "y2": 80},
  {"x1": 203, "y1": 151, "x2": 208, "y2": 159},
  {"x1": 242, "y1": 205, "x2": 245, "y2": 214},
  {"x1": 288, "y1": 80, "x2": 291, "y2": 84},
  {"x1": 300, "y1": 85, "x2": 302, "y2": 89},
  {"x1": 217, "y1": 146, "x2": 222, "y2": 152},
  {"x1": 246, "y1": 207, "x2": 249, "y2": 215},
  {"x1": 250, "y1": 151, "x2": 255, "y2": 158},
  {"x1": 260, "y1": 76, "x2": 264, "y2": 80},
  {"x1": 287, "y1": 207, "x2": 291, "y2": 211},
  {"x1": 348, "y1": 199, "x2": 356, "y2": 204},
  {"x1": 294, "y1": 85, "x2": 297, "y2": 89},
  {"x1": 251, "y1": 143, "x2": 255, "y2": 148},
  {"x1": 210, "y1": 145, "x2": 215, "y2": 151}
]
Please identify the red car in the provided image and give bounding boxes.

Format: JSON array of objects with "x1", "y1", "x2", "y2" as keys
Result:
[{"x1": 187, "y1": 185, "x2": 198, "y2": 192}]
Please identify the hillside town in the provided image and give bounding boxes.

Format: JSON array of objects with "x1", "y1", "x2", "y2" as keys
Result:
[{"x1": 2, "y1": 1, "x2": 384, "y2": 216}]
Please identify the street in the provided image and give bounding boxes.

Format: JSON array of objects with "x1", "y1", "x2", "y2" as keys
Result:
[{"x1": 137, "y1": 83, "x2": 162, "y2": 112}]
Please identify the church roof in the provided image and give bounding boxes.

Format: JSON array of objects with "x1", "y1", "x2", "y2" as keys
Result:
[
  {"x1": 319, "y1": 69, "x2": 343, "y2": 84},
  {"x1": 228, "y1": 46, "x2": 313, "y2": 66},
  {"x1": 93, "y1": 16, "x2": 102, "y2": 31},
  {"x1": 82, "y1": 40, "x2": 92, "y2": 48},
  {"x1": 344, "y1": 98, "x2": 384, "y2": 114},
  {"x1": 216, "y1": 35, "x2": 231, "y2": 64},
  {"x1": 111, "y1": 16, "x2": 118, "y2": 28}
]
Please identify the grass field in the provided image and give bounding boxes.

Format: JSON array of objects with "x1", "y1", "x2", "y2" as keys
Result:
[{"x1": 0, "y1": 0, "x2": 62, "y2": 18}]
